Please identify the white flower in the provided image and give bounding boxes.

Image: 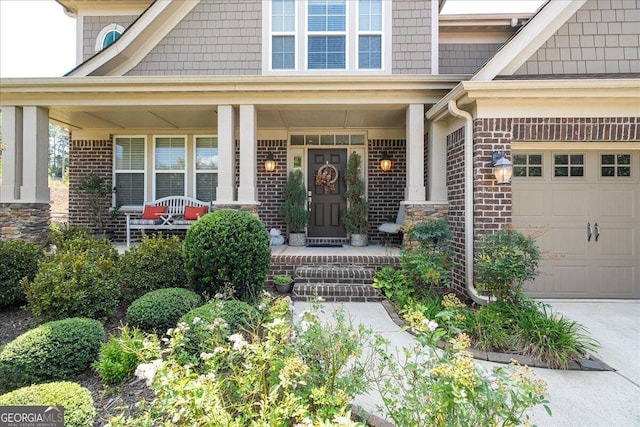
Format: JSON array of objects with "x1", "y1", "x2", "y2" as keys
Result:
[
  {"x1": 134, "y1": 359, "x2": 163, "y2": 386},
  {"x1": 192, "y1": 317, "x2": 202, "y2": 324},
  {"x1": 213, "y1": 346, "x2": 225, "y2": 354},
  {"x1": 299, "y1": 320, "x2": 311, "y2": 332},
  {"x1": 200, "y1": 352, "x2": 214, "y2": 360},
  {"x1": 422, "y1": 318, "x2": 439, "y2": 332},
  {"x1": 228, "y1": 333, "x2": 248, "y2": 350}
]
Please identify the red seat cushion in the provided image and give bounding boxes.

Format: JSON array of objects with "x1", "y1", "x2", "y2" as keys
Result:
[
  {"x1": 142, "y1": 205, "x2": 167, "y2": 220},
  {"x1": 184, "y1": 205, "x2": 208, "y2": 220}
]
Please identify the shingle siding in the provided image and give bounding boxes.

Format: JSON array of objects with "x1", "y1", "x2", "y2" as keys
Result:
[
  {"x1": 126, "y1": 0, "x2": 262, "y2": 76},
  {"x1": 515, "y1": 0, "x2": 640, "y2": 75},
  {"x1": 392, "y1": 0, "x2": 432, "y2": 74},
  {"x1": 439, "y1": 43, "x2": 503, "y2": 74},
  {"x1": 82, "y1": 15, "x2": 137, "y2": 61}
]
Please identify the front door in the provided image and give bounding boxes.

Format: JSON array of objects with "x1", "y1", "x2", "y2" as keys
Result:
[{"x1": 307, "y1": 149, "x2": 347, "y2": 238}]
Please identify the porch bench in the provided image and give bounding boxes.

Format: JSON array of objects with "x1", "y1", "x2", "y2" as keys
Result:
[
  {"x1": 378, "y1": 206, "x2": 404, "y2": 245},
  {"x1": 125, "y1": 196, "x2": 210, "y2": 247}
]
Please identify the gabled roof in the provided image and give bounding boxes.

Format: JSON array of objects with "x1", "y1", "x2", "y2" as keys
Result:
[
  {"x1": 471, "y1": 0, "x2": 587, "y2": 81},
  {"x1": 65, "y1": 0, "x2": 200, "y2": 77}
]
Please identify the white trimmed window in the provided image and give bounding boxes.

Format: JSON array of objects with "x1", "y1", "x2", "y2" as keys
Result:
[
  {"x1": 265, "y1": 0, "x2": 389, "y2": 74},
  {"x1": 95, "y1": 24, "x2": 125, "y2": 52},
  {"x1": 154, "y1": 136, "x2": 186, "y2": 199},
  {"x1": 114, "y1": 136, "x2": 146, "y2": 207},
  {"x1": 195, "y1": 136, "x2": 219, "y2": 201}
]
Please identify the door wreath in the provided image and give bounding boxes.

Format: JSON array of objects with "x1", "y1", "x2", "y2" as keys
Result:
[{"x1": 315, "y1": 163, "x2": 338, "y2": 193}]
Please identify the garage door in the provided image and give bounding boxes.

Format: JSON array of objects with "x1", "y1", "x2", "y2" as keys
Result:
[{"x1": 512, "y1": 150, "x2": 639, "y2": 299}]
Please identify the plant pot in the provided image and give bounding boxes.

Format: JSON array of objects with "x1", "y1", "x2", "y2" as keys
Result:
[
  {"x1": 289, "y1": 232, "x2": 306, "y2": 247},
  {"x1": 350, "y1": 233, "x2": 368, "y2": 247},
  {"x1": 275, "y1": 282, "x2": 294, "y2": 295}
]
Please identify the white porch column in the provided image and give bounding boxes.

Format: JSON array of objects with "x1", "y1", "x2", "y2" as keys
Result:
[
  {"x1": 428, "y1": 121, "x2": 448, "y2": 201},
  {"x1": 237, "y1": 104, "x2": 257, "y2": 203},
  {"x1": 216, "y1": 105, "x2": 236, "y2": 203},
  {"x1": 0, "y1": 107, "x2": 23, "y2": 202},
  {"x1": 405, "y1": 104, "x2": 426, "y2": 201},
  {"x1": 20, "y1": 107, "x2": 50, "y2": 203}
]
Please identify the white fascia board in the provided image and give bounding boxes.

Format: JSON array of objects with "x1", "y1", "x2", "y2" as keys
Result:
[
  {"x1": 472, "y1": 0, "x2": 587, "y2": 81},
  {"x1": 67, "y1": 0, "x2": 200, "y2": 77}
]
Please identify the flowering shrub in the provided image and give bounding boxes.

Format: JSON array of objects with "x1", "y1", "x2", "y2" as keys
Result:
[
  {"x1": 108, "y1": 294, "x2": 370, "y2": 426},
  {"x1": 373, "y1": 309, "x2": 551, "y2": 427}
]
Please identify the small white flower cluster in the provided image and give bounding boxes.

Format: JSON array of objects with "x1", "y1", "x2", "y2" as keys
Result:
[
  {"x1": 228, "y1": 333, "x2": 248, "y2": 351},
  {"x1": 134, "y1": 359, "x2": 163, "y2": 386},
  {"x1": 422, "y1": 318, "x2": 439, "y2": 332}
]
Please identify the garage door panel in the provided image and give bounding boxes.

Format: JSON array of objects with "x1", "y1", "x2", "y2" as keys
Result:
[
  {"x1": 596, "y1": 190, "x2": 634, "y2": 218},
  {"x1": 551, "y1": 265, "x2": 588, "y2": 295},
  {"x1": 552, "y1": 190, "x2": 587, "y2": 218},
  {"x1": 552, "y1": 227, "x2": 587, "y2": 256},
  {"x1": 512, "y1": 190, "x2": 547, "y2": 217},
  {"x1": 598, "y1": 266, "x2": 636, "y2": 296},
  {"x1": 597, "y1": 226, "x2": 634, "y2": 256}
]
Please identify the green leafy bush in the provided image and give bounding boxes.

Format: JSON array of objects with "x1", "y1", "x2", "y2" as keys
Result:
[
  {"x1": 93, "y1": 325, "x2": 161, "y2": 384},
  {"x1": 406, "y1": 218, "x2": 453, "y2": 251},
  {"x1": 0, "y1": 317, "x2": 104, "y2": 393},
  {"x1": 373, "y1": 266, "x2": 414, "y2": 310},
  {"x1": 401, "y1": 247, "x2": 452, "y2": 290},
  {"x1": 475, "y1": 228, "x2": 540, "y2": 301},
  {"x1": 127, "y1": 288, "x2": 203, "y2": 332},
  {"x1": 177, "y1": 299, "x2": 260, "y2": 361},
  {"x1": 279, "y1": 169, "x2": 310, "y2": 232},
  {"x1": 117, "y1": 233, "x2": 189, "y2": 303},
  {"x1": 0, "y1": 381, "x2": 96, "y2": 427},
  {"x1": 183, "y1": 209, "x2": 271, "y2": 302},
  {"x1": 23, "y1": 235, "x2": 119, "y2": 321},
  {"x1": 0, "y1": 240, "x2": 44, "y2": 307},
  {"x1": 47, "y1": 223, "x2": 92, "y2": 251}
]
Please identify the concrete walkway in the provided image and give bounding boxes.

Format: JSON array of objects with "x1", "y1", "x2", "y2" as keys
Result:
[{"x1": 293, "y1": 300, "x2": 640, "y2": 427}]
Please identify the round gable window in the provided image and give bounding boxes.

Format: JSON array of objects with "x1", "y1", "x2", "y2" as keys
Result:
[{"x1": 95, "y1": 24, "x2": 125, "y2": 52}]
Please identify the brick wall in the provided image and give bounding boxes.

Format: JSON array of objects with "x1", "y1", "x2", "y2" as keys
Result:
[
  {"x1": 127, "y1": 0, "x2": 262, "y2": 76},
  {"x1": 515, "y1": 0, "x2": 640, "y2": 75},
  {"x1": 368, "y1": 139, "x2": 406, "y2": 244},
  {"x1": 446, "y1": 127, "x2": 466, "y2": 294},
  {"x1": 512, "y1": 117, "x2": 640, "y2": 141},
  {"x1": 68, "y1": 140, "x2": 117, "y2": 233},
  {"x1": 257, "y1": 140, "x2": 287, "y2": 233}
]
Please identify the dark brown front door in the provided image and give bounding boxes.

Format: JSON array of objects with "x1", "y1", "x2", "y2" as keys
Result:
[{"x1": 307, "y1": 149, "x2": 347, "y2": 238}]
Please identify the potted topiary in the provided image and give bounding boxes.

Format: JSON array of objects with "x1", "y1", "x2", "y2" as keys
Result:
[
  {"x1": 273, "y1": 274, "x2": 294, "y2": 295},
  {"x1": 78, "y1": 172, "x2": 120, "y2": 238},
  {"x1": 342, "y1": 151, "x2": 369, "y2": 246},
  {"x1": 279, "y1": 169, "x2": 310, "y2": 246}
]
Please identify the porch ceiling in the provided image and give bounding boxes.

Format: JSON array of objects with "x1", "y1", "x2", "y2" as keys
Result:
[{"x1": 50, "y1": 104, "x2": 410, "y2": 130}]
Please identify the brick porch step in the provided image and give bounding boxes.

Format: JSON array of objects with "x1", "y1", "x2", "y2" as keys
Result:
[{"x1": 292, "y1": 265, "x2": 382, "y2": 302}]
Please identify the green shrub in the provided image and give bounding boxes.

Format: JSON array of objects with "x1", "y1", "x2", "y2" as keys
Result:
[
  {"x1": 401, "y1": 247, "x2": 452, "y2": 290},
  {"x1": 93, "y1": 325, "x2": 162, "y2": 384},
  {"x1": 0, "y1": 317, "x2": 104, "y2": 393},
  {"x1": 0, "y1": 240, "x2": 44, "y2": 307},
  {"x1": 0, "y1": 381, "x2": 95, "y2": 427},
  {"x1": 47, "y1": 223, "x2": 92, "y2": 251},
  {"x1": 23, "y1": 235, "x2": 119, "y2": 321},
  {"x1": 127, "y1": 288, "x2": 203, "y2": 332},
  {"x1": 183, "y1": 209, "x2": 271, "y2": 302},
  {"x1": 177, "y1": 299, "x2": 260, "y2": 360},
  {"x1": 406, "y1": 218, "x2": 453, "y2": 252},
  {"x1": 117, "y1": 233, "x2": 189, "y2": 303},
  {"x1": 475, "y1": 228, "x2": 540, "y2": 301},
  {"x1": 373, "y1": 266, "x2": 414, "y2": 310}
]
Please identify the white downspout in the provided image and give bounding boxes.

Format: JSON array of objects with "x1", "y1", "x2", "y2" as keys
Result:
[{"x1": 447, "y1": 100, "x2": 491, "y2": 305}]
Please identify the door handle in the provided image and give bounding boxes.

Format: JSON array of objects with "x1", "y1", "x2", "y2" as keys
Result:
[
  {"x1": 587, "y1": 222, "x2": 592, "y2": 242},
  {"x1": 594, "y1": 222, "x2": 600, "y2": 242}
]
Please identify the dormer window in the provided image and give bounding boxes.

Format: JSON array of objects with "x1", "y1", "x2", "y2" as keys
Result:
[{"x1": 95, "y1": 24, "x2": 125, "y2": 52}]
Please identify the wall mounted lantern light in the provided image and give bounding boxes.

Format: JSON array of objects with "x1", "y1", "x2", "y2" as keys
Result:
[
  {"x1": 492, "y1": 151, "x2": 513, "y2": 184},
  {"x1": 264, "y1": 151, "x2": 276, "y2": 172},
  {"x1": 380, "y1": 151, "x2": 392, "y2": 172}
]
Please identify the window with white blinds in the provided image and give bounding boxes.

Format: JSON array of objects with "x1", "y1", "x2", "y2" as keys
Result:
[
  {"x1": 114, "y1": 136, "x2": 145, "y2": 206},
  {"x1": 155, "y1": 136, "x2": 185, "y2": 199},
  {"x1": 308, "y1": 0, "x2": 346, "y2": 69},
  {"x1": 195, "y1": 136, "x2": 218, "y2": 202},
  {"x1": 272, "y1": 0, "x2": 296, "y2": 70},
  {"x1": 358, "y1": 0, "x2": 382, "y2": 69}
]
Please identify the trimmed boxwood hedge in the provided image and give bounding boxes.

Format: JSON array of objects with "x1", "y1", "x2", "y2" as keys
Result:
[
  {"x1": 0, "y1": 240, "x2": 44, "y2": 307},
  {"x1": 183, "y1": 209, "x2": 270, "y2": 302},
  {"x1": 0, "y1": 381, "x2": 95, "y2": 427},
  {"x1": 127, "y1": 287, "x2": 203, "y2": 332},
  {"x1": 0, "y1": 317, "x2": 104, "y2": 393}
]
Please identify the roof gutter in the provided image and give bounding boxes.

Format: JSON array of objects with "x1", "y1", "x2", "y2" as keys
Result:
[{"x1": 447, "y1": 99, "x2": 491, "y2": 306}]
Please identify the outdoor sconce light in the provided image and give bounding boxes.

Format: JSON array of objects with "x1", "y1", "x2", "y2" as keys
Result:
[
  {"x1": 380, "y1": 151, "x2": 392, "y2": 172},
  {"x1": 264, "y1": 151, "x2": 276, "y2": 172},
  {"x1": 492, "y1": 151, "x2": 513, "y2": 184}
]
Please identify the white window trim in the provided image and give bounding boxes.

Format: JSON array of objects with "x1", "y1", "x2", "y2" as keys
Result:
[
  {"x1": 113, "y1": 135, "x2": 147, "y2": 209},
  {"x1": 153, "y1": 135, "x2": 187, "y2": 199},
  {"x1": 193, "y1": 135, "x2": 219, "y2": 202},
  {"x1": 95, "y1": 24, "x2": 125, "y2": 52},
  {"x1": 263, "y1": 0, "x2": 390, "y2": 75}
]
